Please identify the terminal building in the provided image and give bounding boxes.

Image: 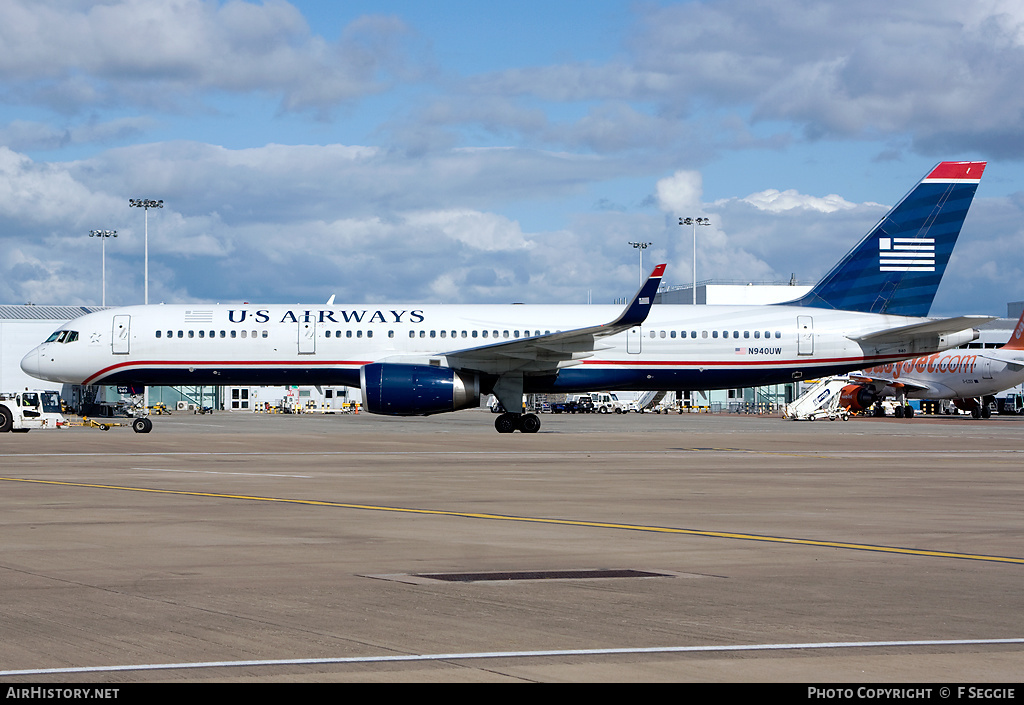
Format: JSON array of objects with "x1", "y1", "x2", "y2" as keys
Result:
[{"x1": 2, "y1": 290, "x2": 1023, "y2": 416}]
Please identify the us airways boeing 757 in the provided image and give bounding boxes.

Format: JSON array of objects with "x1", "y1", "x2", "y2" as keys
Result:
[{"x1": 21, "y1": 161, "x2": 991, "y2": 433}]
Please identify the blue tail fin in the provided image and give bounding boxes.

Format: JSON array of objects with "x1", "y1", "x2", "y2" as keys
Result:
[{"x1": 783, "y1": 161, "x2": 985, "y2": 316}]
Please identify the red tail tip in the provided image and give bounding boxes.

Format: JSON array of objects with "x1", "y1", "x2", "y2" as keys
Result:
[{"x1": 927, "y1": 161, "x2": 987, "y2": 180}]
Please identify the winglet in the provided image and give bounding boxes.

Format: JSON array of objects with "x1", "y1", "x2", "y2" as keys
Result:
[{"x1": 605, "y1": 263, "x2": 666, "y2": 331}]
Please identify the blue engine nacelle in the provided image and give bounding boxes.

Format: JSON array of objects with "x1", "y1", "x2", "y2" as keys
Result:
[{"x1": 360, "y1": 363, "x2": 481, "y2": 416}]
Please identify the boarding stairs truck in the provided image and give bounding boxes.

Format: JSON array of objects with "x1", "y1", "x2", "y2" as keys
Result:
[
  {"x1": 0, "y1": 390, "x2": 67, "y2": 432},
  {"x1": 636, "y1": 390, "x2": 667, "y2": 412},
  {"x1": 783, "y1": 377, "x2": 851, "y2": 421}
]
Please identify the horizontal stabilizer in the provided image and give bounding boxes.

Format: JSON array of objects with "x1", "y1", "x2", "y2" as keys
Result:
[
  {"x1": 980, "y1": 352, "x2": 1024, "y2": 371},
  {"x1": 849, "y1": 315, "x2": 995, "y2": 345}
]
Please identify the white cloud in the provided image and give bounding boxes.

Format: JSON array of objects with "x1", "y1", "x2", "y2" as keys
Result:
[
  {"x1": 656, "y1": 170, "x2": 703, "y2": 214},
  {"x1": 0, "y1": 0, "x2": 421, "y2": 114},
  {"x1": 736, "y1": 189, "x2": 861, "y2": 214}
]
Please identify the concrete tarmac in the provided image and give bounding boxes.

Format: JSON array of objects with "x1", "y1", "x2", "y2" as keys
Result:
[{"x1": 2, "y1": 409, "x2": 1024, "y2": 683}]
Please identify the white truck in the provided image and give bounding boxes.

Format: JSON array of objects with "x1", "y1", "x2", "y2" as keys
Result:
[
  {"x1": 0, "y1": 390, "x2": 67, "y2": 433},
  {"x1": 583, "y1": 392, "x2": 627, "y2": 414}
]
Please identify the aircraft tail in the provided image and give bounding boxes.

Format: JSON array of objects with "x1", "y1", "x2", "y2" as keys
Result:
[
  {"x1": 783, "y1": 161, "x2": 986, "y2": 316},
  {"x1": 1001, "y1": 307, "x2": 1024, "y2": 351}
]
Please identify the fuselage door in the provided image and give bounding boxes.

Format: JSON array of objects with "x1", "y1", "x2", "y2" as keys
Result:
[
  {"x1": 797, "y1": 316, "x2": 813, "y2": 356},
  {"x1": 298, "y1": 320, "x2": 316, "y2": 354},
  {"x1": 626, "y1": 326, "x2": 642, "y2": 354},
  {"x1": 112, "y1": 315, "x2": 130, "y2": 354}
]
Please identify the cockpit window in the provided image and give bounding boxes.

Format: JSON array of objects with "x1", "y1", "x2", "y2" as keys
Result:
[{"x1": 44, "y1": 330, "x2": 79, "y2": 344}]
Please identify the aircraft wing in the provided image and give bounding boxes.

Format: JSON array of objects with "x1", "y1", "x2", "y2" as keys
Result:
[
  {"x1": 443, "y1": 264, "x2": 666, "y2": 375},
  {"x1": 848, "y1": 371, "x2": 931, "y2": 393},
  {"x1": 848, "y1": 315, "x2": 996, "y2": 345}
]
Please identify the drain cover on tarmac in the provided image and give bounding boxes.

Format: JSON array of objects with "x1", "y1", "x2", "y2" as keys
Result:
[{"x1": 365, "y1": 569, "x2": 679, "y2": 584}]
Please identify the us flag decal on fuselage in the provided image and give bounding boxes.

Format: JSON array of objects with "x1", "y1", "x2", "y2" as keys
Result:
[{"x1": 879, "y1": 237, "x2": 935, "y2": 272}]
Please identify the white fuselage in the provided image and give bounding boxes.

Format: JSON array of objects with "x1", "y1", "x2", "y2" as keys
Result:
[{"x1": 21, "y1": 302, "x2": 978, "y2": 395}]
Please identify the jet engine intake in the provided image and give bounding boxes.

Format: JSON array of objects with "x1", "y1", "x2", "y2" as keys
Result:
[
  {"x1": 360, "y1": 363, "x2": 481, "y2": 416},
  {"x1": 839, "y1": 384, "x2": 880, "y2": 412}
]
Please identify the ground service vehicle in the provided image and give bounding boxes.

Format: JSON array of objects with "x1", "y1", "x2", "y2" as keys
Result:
[{"x1": 0, "y1": 390, "x2": 66, "y2": 432}]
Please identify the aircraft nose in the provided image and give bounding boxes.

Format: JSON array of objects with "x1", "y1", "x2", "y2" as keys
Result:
[{"x1": 20, "y1": 347, "x2": 41, "y2": 379}]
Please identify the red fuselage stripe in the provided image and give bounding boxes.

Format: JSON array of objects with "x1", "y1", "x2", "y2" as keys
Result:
[{"x1": 82, "y1": 353, "x2": 909, "y2": 385}]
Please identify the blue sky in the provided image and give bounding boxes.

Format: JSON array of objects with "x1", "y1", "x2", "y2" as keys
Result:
[{"x1": 1, "y1": 0, "x2": 1022, "y2": 316}]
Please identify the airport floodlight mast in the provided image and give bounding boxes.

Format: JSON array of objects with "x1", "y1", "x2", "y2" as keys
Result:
[
  {"x1": 679, "y1": 217, "x2": 711, "y2": 304},
  {"x1": 129, "y1": 198, "x2": 163, "y2": 304},
  {"x1": 629, "y1": 241, "x2": 652, "y2": 287},
  {"x1": 88, "y1": 229, "x2": 117, "y2": 307}
]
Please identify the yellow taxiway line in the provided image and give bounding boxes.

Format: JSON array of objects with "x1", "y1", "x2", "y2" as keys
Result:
[{"x1": 4, "y1": 475, "x2": 1023, "y2": 565}]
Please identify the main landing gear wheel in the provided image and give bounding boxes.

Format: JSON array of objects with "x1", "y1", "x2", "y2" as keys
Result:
[
  {"x1": 494, "y1": 412, "x2": 541, "y2": 434},
  {"x1": 520, "y1": 413, "x2": 541, "y2": 434},
  {"x1": 495, "y1": 413, "x2": 518, "y2": 433}
]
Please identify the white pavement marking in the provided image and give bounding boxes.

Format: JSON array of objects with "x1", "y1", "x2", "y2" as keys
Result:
[{"x1": 3, "y1": 638, "x2": 1023, "y2": 677}]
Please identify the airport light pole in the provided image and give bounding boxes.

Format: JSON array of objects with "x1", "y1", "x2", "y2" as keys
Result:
[
  {"x1": 129, "y1": 198, "x2": 163, "y2": 304},
  {"x1": 89, "y1": 230, "x2": 117, "y2": 306},
  {"x1": 679, "y1": 217, "x2": 710, "y2": 304},
  {"x1": 629, "y1": 241, "x2": 652, "y2": 287}
]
